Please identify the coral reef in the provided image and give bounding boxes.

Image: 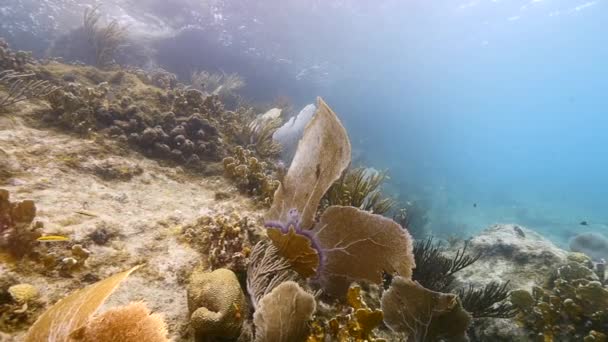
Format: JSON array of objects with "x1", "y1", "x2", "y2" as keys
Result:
[
  {"x1": 0, "y1": 70, "x2": 59, "y2": 111},
  {"x1": 69, "y1": 302, "x2": 169, "y2": 342},
  {"x1": 189, "y1": 70, "x2": 245, "y2": 109},
  {"x1": 512, "y1": 254, "x2": 608, "y2": 341},
  {"x1": 308, "y1": 285, "x2": 384, "y2": 342},
  {"x1": 321, "y1": 167, "x2": 395, "y2": 215},
  {"x1": 83, "y1": 6, "x2": 127, "y2": 68},
  {"x1": 570, "y1": 232, "x2": 608, "y2": 262},
  {"x1": 0, "y1": 38, "x2": 32, "y2": 72},
  {"x1": 0, "y1": 189, "x2": 42, "y2": 258},
  {"x1": 272, "y1": 103, "x2": 317, "y2": 162},
  {"x1": 223, "y1": 147, "x2": 280, "y2": 205},
  {"x1": 253, "y1": 281, "x2": 315, "y2": 342},
  {"x1": 181, "y1": 213, "x2": 255, "y2": 273},
  {"x1": 186, "y1": 268, "x2": 247, "y2": 340}
]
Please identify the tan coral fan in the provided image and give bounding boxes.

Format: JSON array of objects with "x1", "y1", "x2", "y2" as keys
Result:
[
  {"x1": 69, "y1": 302, "x2": 169, "y2": 342},
  {"x1": 253, "y1": 281, "x2": 316, "y2": 342},
  {"x1": 313, "y1": 206, "x2": 415, "y2": 294},
  {"x1": 24, "y1": 265, "x2": 140, "y2": 342},
  {"x1": 266, "y1": 97, "x2": 351, "y2": 230},
  {"x1": 381, "y1": 276, "x2": 471, "y2": 341}
]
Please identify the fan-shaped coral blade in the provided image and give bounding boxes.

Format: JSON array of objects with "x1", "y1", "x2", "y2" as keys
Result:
[
  {"x1": 253, "y1": 281, "x2": 316, "y2": 342},
  {"x1": 266, "y1": 97, "x2": 351, "y2": 230},
  {"x1": 381, "y1": 276, "x2": 472, "y2": 341},
  {"x1": 313, "y1": 206, "x2": 415, "y2": 295},
  {"x1": 267, "y1": 226, "x2": 320, "y2": 277},
  {"x1": 24, "y1": 265, "x2": 141, "y2": 342}
]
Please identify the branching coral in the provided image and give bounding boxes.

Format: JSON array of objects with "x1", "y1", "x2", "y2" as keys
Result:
[
  {"x1": 0, "y1": 70, "x2": 59, "y2": 111},
  {"x1": 182, "y1": 213, "x2": 255, "y2": 273},
  {"x1": 512, "y1": 256, "x2": 608, "y2": 341},
  {"x1": 223, "y1": 147, "x2": 280, "y2": 205},
  {"x1": 321, "y1": 167, "x2": 395, "y2": 215},
  {"x1": 0, "y1": 189, "x2": 42, "y2": 258},
  {"x1": 83, "y1": 6, "x2": 127, "y2": 68}
]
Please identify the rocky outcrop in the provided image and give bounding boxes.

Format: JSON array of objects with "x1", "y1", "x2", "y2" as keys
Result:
[{"x1": 452, "y1": 224, "x2": 568, "y2": 291}]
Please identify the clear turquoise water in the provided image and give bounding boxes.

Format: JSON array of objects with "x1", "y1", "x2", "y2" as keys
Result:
[{"x1": 319, "y1": 0, "x2": 608, "y2": 246}]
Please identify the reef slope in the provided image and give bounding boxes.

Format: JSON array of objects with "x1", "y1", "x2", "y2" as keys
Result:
[{"x1": 0, "y1": 105, "x2": 264, "y2": 341}]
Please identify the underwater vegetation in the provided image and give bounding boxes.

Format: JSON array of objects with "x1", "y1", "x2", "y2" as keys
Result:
[{"x1": 511, "y1": 253, "x2": 608, "y2": 341}]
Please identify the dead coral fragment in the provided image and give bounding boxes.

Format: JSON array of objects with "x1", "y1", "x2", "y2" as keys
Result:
[
  {"x1": 253, "y1": 281, "x2": 316, "y2": 342},
  {"x1": 187, "y1": 268, "x2": 247, "y2": 340},
  {"x1": 0, "y1": 189, "x2": 42, "y2": 258},
  {"x1": 182, "y1": 213, "x2": 254, "y2": 273},
  {"x1": 381, "y1": 276, "x2": 472, "y2": 341},
  {"x1": 266, "y1": 97, "x2": 352, "y2": 230},
  {"x1": 69, "y1": 302, "x2": 169, "y2": 342},
  {"x1": 313, "y1": 206, "x2": 415, "y2": 296}
]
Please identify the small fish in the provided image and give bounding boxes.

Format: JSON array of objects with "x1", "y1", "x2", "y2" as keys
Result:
[
  {"x1": 580, "y1": 221, "x2": 588, "y2": 226},
  {"x1": 473, "y1": 203, "x2": 477, "y2": 208},
  {"x1": 37, "y1": 235, "x2": 70, "y2": 242}
]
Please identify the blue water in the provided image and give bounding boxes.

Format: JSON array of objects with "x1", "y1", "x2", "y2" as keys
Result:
[{"x1": 317, "y1": 0, "x2": 608, "y2": 246}]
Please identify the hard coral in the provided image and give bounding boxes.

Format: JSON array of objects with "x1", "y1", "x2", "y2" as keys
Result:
[
  {"x1": 0, "y1": 189, "x2": 42, "y2": 258},
  {"x1": 182, "y1": 213, "x2": 255, "y2": 273},
  {"x1": 186, "y1": 268, "x2": 247, "y2": 341},
  {"x1": 223, "y1": 146, "x2": 280, "y2": 205},
  {"x1": 513, "y1": 257, "x2": 608, "y2": 341},
  {"x1": 308, "y1": 285, "x2": 384, "y2": 342}
]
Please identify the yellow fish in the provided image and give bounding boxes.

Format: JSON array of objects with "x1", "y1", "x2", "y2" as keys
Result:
[{"x1": 37, "y1": 235, "x2": 70, "y2": 242}]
